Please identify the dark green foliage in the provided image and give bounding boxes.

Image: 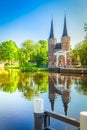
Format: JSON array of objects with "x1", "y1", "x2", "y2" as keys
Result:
[
  {"x1": 33, "y1": 40, "x2": 48, "y2": 67},
  {"x1": 71, "y1": 40, "x2": 87, "y2": 66},
  {"x1": 84, "y1": 23, "x2": 87, "y2": 40},
  {"x1": 0, "y1": 39, "x2": 48, "y2": 70},
  {"x1": 19, "y1": 40, "x2": 35, "y2": 70},
  {"x1": 0, "y1": 40, "x2": 18, "y2": 64},
  {"x1": 71, "y1": 23, "x2": 87, "y2": 66},
  {"x1": 19, "y1": 40, "x2": 48, "y2": 70}
]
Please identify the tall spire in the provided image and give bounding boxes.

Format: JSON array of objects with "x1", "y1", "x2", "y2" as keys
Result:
[
  {"x1": 62, "y1": 14, "x2": 68, "y2": 37},
  {"x1": 49, "y1": 18, "x2": 54, "y2": 39}
]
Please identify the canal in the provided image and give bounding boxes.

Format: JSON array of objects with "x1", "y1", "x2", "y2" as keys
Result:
[{"x1": 0, "y1": 69, "x2": 87, "y2": 130}]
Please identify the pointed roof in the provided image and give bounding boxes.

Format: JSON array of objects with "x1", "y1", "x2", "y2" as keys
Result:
[
  {"x1": 49, "y1": 18, "x2": 54, "y2": 39},
  {"x1": 62, "y1": 14, "x2": 68, "y2": 37}
]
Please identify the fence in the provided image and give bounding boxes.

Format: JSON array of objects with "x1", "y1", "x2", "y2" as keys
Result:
[{"x1": 34, "y1": 98, "x2": 87, "y2": 130}]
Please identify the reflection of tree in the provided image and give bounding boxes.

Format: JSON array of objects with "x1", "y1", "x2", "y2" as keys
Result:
[
  {"x1": 0, "y1": 70, "x2": 48, "y2": 100},
  {"x1": 18, "y1": 72, "x2": 38, "y2": 100},
  {"x1": 17, "y1": 71, "x2": 48, "y2": 100},
  {"x1": 0, "y1": 70, "x2": 19, "y2": 93},
  {"x1": 74, "y1": 76, "x2": 87, "y2": 95},
  {"x1": 33, "y1": 72, "x2": 48, "y2": 93}
]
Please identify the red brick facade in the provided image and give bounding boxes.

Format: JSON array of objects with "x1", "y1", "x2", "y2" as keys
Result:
[{"x1": 48, "y1": 16, "x2": 71, "y2": 68}]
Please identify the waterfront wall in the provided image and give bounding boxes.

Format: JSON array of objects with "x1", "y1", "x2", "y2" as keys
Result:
[
  {"x1": 60, "y1": 68, "x2": 87, "y2": 74},
  {"x1": 52, "y1": 67, "x2": 87, "y2": 74}
]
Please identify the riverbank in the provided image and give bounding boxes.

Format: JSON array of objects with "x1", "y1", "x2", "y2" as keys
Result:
[
  {"x1": 57, "y1": 67, "x2": 87, "y2": 74},
  {"x1": 1, "y1": 63, "x2": 87, "y2": 74},
  {"x1": 3, "y1": 63, "x2": 50, "y2": 71}
]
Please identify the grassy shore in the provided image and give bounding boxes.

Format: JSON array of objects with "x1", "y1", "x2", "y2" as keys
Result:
[{"x1": 4, "y1": 63, "x2": 50, "y2": 71}]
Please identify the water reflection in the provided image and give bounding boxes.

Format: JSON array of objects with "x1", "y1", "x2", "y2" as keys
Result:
[
  {"x1": 73, "y1": 76, "x2": 87, "y2": 95},
  {"x1": 0, "y1": 69, "x2": 87, "y2": 110},
  {"x1": 48, "y1": 73, "x2": 71, "y2": 115},
  {"x1": 0, "y1": 69, "x2": 19, "y2": 92},
  {"x1": 0, "y1": 70, "x2": 48, "y2": 100},
  {"x1": 0, "y1": 70, "x2": 87, "y2": 130}
]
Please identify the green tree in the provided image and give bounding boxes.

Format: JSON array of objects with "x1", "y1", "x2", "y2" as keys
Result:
[
  {"x1": 79, "y1": 40, "x2": 87, "y2": 65},
  {"x1": 19, "y1": 39, "x2": 48, "y2": 70},
  {"x1": 0, "y1": 40, "x2": 18, "y2": 64},
  {"x1": 71, "y1": 43, "x2": 81, "y2": 65},
  {"x1": 19, "y1": 40, "x2": 34, "y2": 70},
  {"x1": 34, "y1": 40, "x2": 48, "y2": 67},
  {"x1": 70, "y1": 23, "x2": 87, "y2": 66},
  {"x1": 71, "y1": 40, "x2": 87, "y2": 65},
  {"x1": 84, "y1": 23, "x2": 87, "y2": 40}
]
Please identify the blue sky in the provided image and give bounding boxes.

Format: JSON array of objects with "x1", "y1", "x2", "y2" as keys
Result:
[{"x1": 0, "y1": 0, "x2": 87, "y2": 47}]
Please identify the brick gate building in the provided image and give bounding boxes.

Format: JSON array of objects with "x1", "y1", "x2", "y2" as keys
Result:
[{"x1": 48, "y1": 15, "x2": 71, "y2": 68}]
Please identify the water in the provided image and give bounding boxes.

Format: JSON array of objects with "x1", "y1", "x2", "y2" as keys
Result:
[{"x1": 0, "y1": 70, "x2": 87, "y2": 130}]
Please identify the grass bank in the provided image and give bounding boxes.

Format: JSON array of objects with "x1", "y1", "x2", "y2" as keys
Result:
[{"x1": 4, "y1": 63, "x2": 50, "y2": 71}]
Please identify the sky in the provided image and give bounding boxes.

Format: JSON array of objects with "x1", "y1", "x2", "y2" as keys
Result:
[{"x1": 0, "y1": 0, "x2": 87, "y2": 47}]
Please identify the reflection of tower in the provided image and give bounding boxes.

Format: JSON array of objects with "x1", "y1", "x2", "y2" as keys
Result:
[
  {"x1": 58, "y1": 75, "x2": 71, "y2": 115},
  {"x1": 61, "y1": 90, "x2": 71, "y2": 115},
  {"x1": 48, "y1": 73, "x2": 58, "y2": 111},
  {"x1": 49, "y1": 87, "x2": 58, "y2": 111},
  {"x1": 48, "y1": 73, "x2": 71, "y2": 113}
]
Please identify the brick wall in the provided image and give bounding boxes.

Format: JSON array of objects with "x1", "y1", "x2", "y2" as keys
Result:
[{"x1": 48, "y1": 38, "x2": 57, "y2": 68}]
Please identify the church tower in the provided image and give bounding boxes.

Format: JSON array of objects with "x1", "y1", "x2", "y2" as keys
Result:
[
  {"x1": 48, "y1": 18, "x2": 57, "y2": 68},
  {"x1": 60, "y1": 14, "x2": 71, "y2": 66},
  {"x1": 61, "y1": 14, "x2": 70, "y2": 51}
]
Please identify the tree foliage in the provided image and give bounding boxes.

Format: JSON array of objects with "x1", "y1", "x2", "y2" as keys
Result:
[
  {"x1": 0, "y1": 39, "x2": 48, "y2": 69},
  {"x1": 19, "y1": 40, "x2": 34, "y2": 70},
  {"x1": 0, "y1": 70, "x2": 48, "y2": 99},
  {"x1": 19, "y1": 39, "x2": 48, "y2": 70},
  {"x1": 71, "y1": 40, "x2": 87, "y2": 65},
  {"x1": 0, "y1": 40, "x2": 18, "y2": 64},
  {"x1": 71, "y1": 23, "x2": 87, "y2": 66},
  {"x1": 79, "y1": 40, "x2": 87, "y2": 65},
  {"x1": 84, "y1": 23, "x2": 87, "y2": 40},
  {"x1": 34, "y1": 40, "x2": 48, "y2": 67}
]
